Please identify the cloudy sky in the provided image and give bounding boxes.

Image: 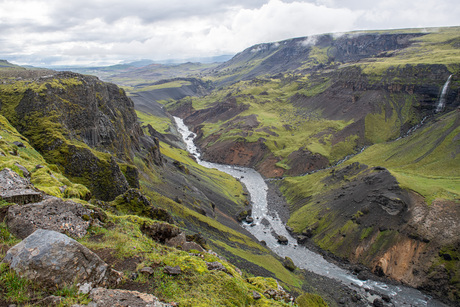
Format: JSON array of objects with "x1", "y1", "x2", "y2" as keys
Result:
[{"x1": 1, "y1": 0, "x2": 459, "y2": 67}]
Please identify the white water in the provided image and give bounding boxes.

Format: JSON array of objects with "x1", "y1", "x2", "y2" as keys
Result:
[
  {"x1": 174, "y1": 116, "x2": 446, "y2": 307},
  {"x1": 436, "y1": 75, "x2": 452, "y2": 113}
]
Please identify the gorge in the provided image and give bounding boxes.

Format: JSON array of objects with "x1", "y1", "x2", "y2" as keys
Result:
[
  {"x1": 1, "y1": 26, "x2": 459, "y2": 307},
  {"x1": 174, "y1": 116, "x2": 446, "y2": 307}
]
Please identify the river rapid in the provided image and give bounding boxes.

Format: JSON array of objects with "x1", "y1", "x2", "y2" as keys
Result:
[{"x1": 173, "y1": 116, "x2": 446, "y2": 307}]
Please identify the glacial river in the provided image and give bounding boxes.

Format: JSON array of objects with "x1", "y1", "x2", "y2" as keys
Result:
[{"x1": 174, "y1": 116, "x2": 446, "y2": 307}]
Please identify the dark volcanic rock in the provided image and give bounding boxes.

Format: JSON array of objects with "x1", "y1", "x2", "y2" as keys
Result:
[
  {"x1": 140, "y1": 221, "x2": 180, "y2": 243},
  {"x1": 7, "y1": 197, "x2": 92, "y2": 239},
  {"x1": 277, "y1": 234, "x2": 288, "y2": 245},
  {"x1": 2, "y1": 229, "x2": 121, "y2": 289}
]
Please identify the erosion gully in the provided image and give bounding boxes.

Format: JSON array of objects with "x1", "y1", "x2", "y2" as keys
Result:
[{"x1": 174, "y1": 116, "x2": 446, "y2": 307}]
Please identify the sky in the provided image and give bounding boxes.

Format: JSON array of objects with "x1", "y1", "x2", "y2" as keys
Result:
[{"x1": 1, "y1": 0, "x2": 459, "y2": 67}]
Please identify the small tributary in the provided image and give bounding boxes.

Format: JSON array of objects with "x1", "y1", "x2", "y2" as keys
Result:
[{"x1": 174, "y1": 116, "x2": 446, "y2": 307}]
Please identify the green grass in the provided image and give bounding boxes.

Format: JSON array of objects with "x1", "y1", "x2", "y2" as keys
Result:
[
  {"x1": 350, "y1": 110, "x2": 460, "y2": 203},
  {"x1": 358, "y1": 27, "x2": 460, "y2": 76},
  {"x1": 136, "y1": 110, "x2": 172, "y2": 134}
]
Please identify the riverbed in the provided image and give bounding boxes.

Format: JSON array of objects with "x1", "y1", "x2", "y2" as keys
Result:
[{"x1": 174, "y1": 116, "x2": 446, "y2": 307}]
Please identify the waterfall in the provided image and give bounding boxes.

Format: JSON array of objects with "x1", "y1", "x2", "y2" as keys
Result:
[{"x1": 436, "y1": 75, "x2": 452, "y2": 113}]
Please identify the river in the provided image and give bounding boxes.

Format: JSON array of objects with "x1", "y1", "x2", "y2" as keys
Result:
[{"x1": 173, "y1": 116, "x2": 446, "y2": 307}]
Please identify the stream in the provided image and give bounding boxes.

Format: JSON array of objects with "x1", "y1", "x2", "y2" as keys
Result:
[{"x1": 173, "y1": 116, "x2": 446, "y2": 307}]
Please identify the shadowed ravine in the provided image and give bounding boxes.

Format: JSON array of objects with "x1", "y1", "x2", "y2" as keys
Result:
[{"x1": 174, "y1": 116, "x2": 446, "y2": 307}]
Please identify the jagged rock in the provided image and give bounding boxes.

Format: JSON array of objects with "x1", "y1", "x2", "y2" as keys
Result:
[
  {"x1": 0, "y1": 168, "x2": 42, "y2": 205},
  {"x1": 165, "y1": 232, "x2": 186, "y2": 248},
  {"x1": 253, "y1": 291, "x2": 262, "y2": 300},
  {"x1": 139, "y1": 267, "x2": 155, "y2": 275},
  {"x1": 7, "y1": 197, "x2": 92, "y2": 239},
  {"x1": 276, "y1": 234, "x2": 288, "y2": 245},
  {"x1": 206, "y1": 261, "x2": 227, "y2": 273},
  {"x1": 373, "y1": 298, "x2": 384, "y2": 307},
  {"x1": 164, "y1": 265, "x2": 182, "y2": 275},
  {"x1": 140, "y1": 221, "x2": 180, "y2": 243},
  {"x1": 87, "y1": 287, "x2": 172, "y2": 307},
  {"x1": 2, "y1": 229, "x2": 122, "y2": 289},
  {"x1": 182, "y1": 241, "x2": 205, "y2": 252},
  {"x1": 283, "y1": 256, "x2": 296, "y2": 271}
]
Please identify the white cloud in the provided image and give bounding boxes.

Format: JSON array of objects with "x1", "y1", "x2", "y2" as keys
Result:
[{"x1": 0, "y1": 0, "x2": 458, "y2": 66}]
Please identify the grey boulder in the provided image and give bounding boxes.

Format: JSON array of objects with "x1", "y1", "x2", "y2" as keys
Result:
[{"x1": 2, "y1": 229, "x2": 121, "y2": 289}]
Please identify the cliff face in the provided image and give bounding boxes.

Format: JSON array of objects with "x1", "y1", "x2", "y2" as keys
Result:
[
  {"x1": 213, "y1": 32, "x2": 424, "y2": 84},
  {"x1": 15, "y1": 72, "x2": 143, "y2": 158},
  {"x1": 0, "y1": 71, "x2": 160, "y2": 200}
]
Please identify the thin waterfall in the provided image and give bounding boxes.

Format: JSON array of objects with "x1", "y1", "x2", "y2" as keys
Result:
[{"x1": 436, "y1": 75, "x2": 452, "y2": 113}]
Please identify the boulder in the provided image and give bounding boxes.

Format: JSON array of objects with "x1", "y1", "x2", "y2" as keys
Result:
[
  {"x1": 182, "y1": 241, "x2": 205, "y2": 252},
  {"x1": 206, "y1": 261, "x2": 228, "y2": 273},
  {"x1": 276, "y1": 234, "x2": 288, "y2": 245},
  {"x1": 0, "y1": 168, "x2": 42, "y2": 205},
  {"x1": 7, "y1": 197, "x2": 92, "y2": 239},
  {"x1": 164, "y1": 265, "x2": 182, "y2": 276},
  {"x1": 165, "y1": 232, "x2": 186, "y2": 248},
  {"x1": 87, "y1": 287, "x2": 172, "y2": 307},
  {"x1": 140, "y1": 221, "x2": 180, "y2": 243},
  {"x1": 2, "y1": 229, "x2": 121, "y2": 289},
  {"x1": 139, "y1": 266, "x2": 155, "y2": 276},
  {"x1": 282, "y1": 256, "x2": 296, "y2": 271}
]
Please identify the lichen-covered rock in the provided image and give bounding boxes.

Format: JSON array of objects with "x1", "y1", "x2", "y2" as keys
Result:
[
  {"x1": 0, "y1": 168, "x2": 43, "y2": 205},
  {"x1": 140, "y1": 221, "x2": 180, "y2": 243},
  {"x1": 6, "y1": 197, "x2": 92, "y2": 239},
  {"x1": 2, "y1": 229, "x2": 121, "y2": 289},
  {"x1": 86, "y1": 288, "x2": 173, "y2": 307}
]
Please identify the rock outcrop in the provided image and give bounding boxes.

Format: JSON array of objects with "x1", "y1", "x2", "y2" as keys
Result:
[
  {"x1": 6, "y1": 197, "x2": 92, "y2": 239},
  {"x1": 0, "y1": 168, "x2": 43, "y2": 205},
  {"x1": 82, "y1": 287, "x2": 173, "y2": 307},
  {"x1": 2, "y1": 229, "x2": 122, "y2": 290}
]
